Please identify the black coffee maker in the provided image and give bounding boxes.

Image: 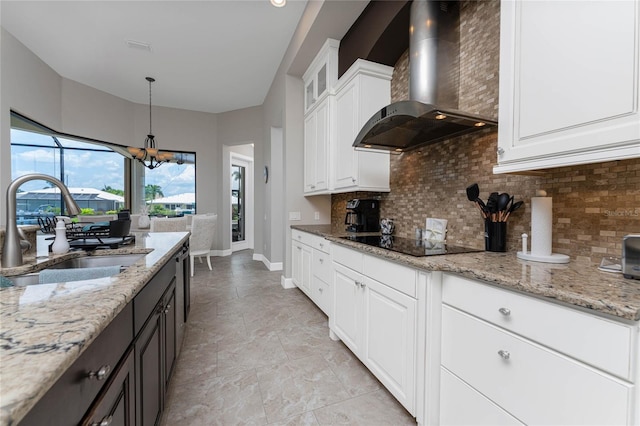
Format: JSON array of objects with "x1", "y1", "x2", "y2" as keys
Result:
[{"x1": 345, "y1": 199, "x2": 380, "y2": 232}]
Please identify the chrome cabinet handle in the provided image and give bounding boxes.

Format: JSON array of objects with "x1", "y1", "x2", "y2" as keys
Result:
[
  {"x1": 498, "y1": 350, "x2": 510, "y2": 360},
  {"x1": 164, "y1": 304, "x2": 171, "y2": 314},
  {"x1": 498, "y1": 307, "x2": 511, "y2": 316},
  {"x1": 87, "y1": 365, "x2": 111, "y2": 381},
  {"x1": 91, "y1": 415, "x2": 113, "y2": 426},
  {"x1": 318, "y1": 287, "x2": 323, "y2": 293},
  {"x1": 319, "y1": 258, "x2": 324, "y2": 264},
  {"x1": 497, "y1": 147, "x2": 505, "y2": 156}
]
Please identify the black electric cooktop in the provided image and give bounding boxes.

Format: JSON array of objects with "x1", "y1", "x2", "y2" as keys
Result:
[{"x1": 340, "y1": 235, "x2": 482, "y2": 257}]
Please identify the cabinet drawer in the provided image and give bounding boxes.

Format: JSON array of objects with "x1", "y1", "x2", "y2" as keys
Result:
[
  {"x1": 134, "y1": 259, "x2": 176, "y2": 335},
  {"x1": 312, "y1": 275, "x2": 331, "y2": 316},
  {"x1": 442, "y1": 273, "x2": 633, "y2": 380},
  {"x1": 21, "y1": 303, "x2": 134, "y2": 426},
  {"x1": 440, "y1": 367, "x2": 523, "y2": 426},
  {"x1": 441, "y1": 305, "x2": 632, "y2": 425},
  {"x1": 311, "y1": 236, "x2": 330, "y2": 254},
  {"x1": 332, "y1": 243, "x2": 363, "y2": 272},
  {"x1": 313, "y1": 249, "x2": 331, "y2": 283},
  {"x1": 292, "y1": 229, "x2": 313, "y2": 246},
  {"x1": 363, "y1": 254, "x2": 416, "y2": 298}
]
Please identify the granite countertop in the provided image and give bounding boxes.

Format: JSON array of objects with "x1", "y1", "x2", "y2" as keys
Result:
[
  {"x1": 292, "y1": 225, "x2": 640, "y2": 322},
  {"x1": 0, "y1": 231, "x2": 189, "y2": 426}
]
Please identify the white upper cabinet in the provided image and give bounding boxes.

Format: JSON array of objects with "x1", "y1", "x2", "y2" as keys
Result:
[
  {"x1": 302, "y1": 39, "x2": 393, "y2": 195},
  {"x1": 303, "y1": 39, "x2": 338, "y2": 195},
  {"x1": 333, "y1": 59, "x2": 393, "y2": 193},
  {"x1": 303, "y1": 39, "x2": 339, "y2": 115},
  {"x1": 494, "y1": 0, "x2": 640, "y2": 174},
  {"x1": 304, "y1": 98, "x2": 330, "y2": 193}
]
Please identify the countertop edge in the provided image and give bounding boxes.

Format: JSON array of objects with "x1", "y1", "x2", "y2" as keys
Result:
[{"x1": 292, "y1": 225, "x2": 640, "y2": 322}]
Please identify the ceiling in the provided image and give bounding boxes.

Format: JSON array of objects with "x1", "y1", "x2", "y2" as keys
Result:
[{"x1": 1, "y1": 0, "x2": 308, "y2": 114}]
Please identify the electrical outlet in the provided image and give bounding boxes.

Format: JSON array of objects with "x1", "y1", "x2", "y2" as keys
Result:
[{"x1": 314, "y1": 212, "x2": 320, "y2": 220}]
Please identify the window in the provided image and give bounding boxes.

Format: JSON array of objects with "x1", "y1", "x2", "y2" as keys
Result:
[
  {"x1": 144, "y1": 163, "x2": 196, "y2": 216},
  {"x1": 10, "y1": 111, "x2": 196, "y2": 224}
]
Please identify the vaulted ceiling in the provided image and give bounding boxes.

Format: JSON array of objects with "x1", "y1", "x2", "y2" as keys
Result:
[{"x1": 1, "y1": 1, "x2": 308, "y2": 114}]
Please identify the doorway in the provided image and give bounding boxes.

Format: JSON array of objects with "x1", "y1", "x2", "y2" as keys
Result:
[{"x1": 231, "y1": 153, "x2": 253, "y2": 252}]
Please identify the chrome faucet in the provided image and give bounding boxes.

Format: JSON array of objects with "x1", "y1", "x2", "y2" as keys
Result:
[{"x1": 2, "y1": 174, "x2": 81, "y2": 268}]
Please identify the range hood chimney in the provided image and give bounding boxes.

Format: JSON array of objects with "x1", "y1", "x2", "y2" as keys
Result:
[{"x1": 353, "y1": 0, "x2": 497, "y2": 153}]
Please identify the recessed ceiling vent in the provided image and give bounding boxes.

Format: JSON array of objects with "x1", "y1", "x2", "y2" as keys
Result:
[{"x1": 126, "y1": 39, "x2": 152, "y2": 52}]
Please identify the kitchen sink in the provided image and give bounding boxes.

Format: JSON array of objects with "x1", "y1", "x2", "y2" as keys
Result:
[
  {"x1": 5, "y1": 253, "x2": 146, "y2": 287},
  {"x1": 47, "y1": 253, "x2": 145, "y2": 269}
]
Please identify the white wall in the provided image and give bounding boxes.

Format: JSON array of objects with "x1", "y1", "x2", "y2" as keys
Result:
[{"x1": 260, "y1": 0, "x2": 368, "y2": 278}]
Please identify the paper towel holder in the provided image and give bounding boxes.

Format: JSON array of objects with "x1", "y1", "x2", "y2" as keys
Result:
[
  {"x1": 516, "y1": 189, "x2": 569, "y2": 264},
  {"x1": 517, "y1": 251, "x2": 569, "y2": 263}
]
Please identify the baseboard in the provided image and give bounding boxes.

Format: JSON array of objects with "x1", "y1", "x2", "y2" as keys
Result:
[
  {"x1": 252, "y1": 253, "x2": 283, "y2": 271},
  {"x1": 281, "y1": 275, "x2": 296, "y2": 289},
  {"x1": 211, "y1": 249, "x2": 232, "y2": 257}
]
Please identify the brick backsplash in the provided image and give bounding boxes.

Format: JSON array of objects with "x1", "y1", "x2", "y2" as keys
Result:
[{"x1": 331, "y1": 0, "x2": 640, "y2": 265}]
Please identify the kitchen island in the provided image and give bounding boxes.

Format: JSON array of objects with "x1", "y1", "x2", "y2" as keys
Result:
[{"x1": 0, "y1": 231, "x2": 190, "y2": 426}]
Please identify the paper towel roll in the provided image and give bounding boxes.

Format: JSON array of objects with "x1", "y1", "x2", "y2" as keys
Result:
[{"x1": 531, "y1": 197, "x2": 552, "y2": 256}]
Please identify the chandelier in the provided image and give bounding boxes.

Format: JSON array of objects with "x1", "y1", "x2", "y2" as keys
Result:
[{"x1": 127, "y1": 77, "x2": 173, "y2": 169}]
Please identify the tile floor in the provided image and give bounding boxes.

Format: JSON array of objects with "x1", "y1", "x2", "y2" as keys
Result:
[{"x1": 161, "y1": 250, "x2": 417, "y2": 425}]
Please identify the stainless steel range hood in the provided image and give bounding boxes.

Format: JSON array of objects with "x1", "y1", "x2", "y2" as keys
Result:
[{"x1": 353, "y1": 0, "x2": 497, "y2": 153}]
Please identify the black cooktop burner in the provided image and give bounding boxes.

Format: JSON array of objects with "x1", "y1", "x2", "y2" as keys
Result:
[{"x1": 341, "y1": 235, "x2": 482, "y2": 257}]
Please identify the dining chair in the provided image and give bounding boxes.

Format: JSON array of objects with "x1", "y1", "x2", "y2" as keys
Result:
[
  {"x1": 150, "y1": 216, "x2": 188, "y2": 232},
  {"x1": 189, "y1": 214, "x2": 217, "y2": 276}
]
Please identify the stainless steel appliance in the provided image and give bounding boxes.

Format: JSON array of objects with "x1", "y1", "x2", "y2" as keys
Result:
[
  {"x1": 341, "y1": 235, "x2": 482, "y2": 257},
  {"x1": 622, "y1": 235, "x2": 640, "y2": 279},
  {"x1": 174, "y1": 241, "x2": 191, "y2": 354},
  {"x1": 345, "y1": 199, "x2": 380, "y2": 232},
  {"x1": 352, "y1": 0, "x2": 497, "y2": 152}
]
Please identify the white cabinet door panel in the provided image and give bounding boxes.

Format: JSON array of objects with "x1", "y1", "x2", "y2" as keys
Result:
[
  {"x1": 332, "y1": 263, "x2": 363, "y2": 354},
  {"x1": 363, "y1": 277, "x2": 416, "y2": 414},
  {"x1": 517, "y1": 1, "x2": 636, "y2": 138},
  {"x1": 334, "y1": 79, "x2": 358, "y2": 190},
  {"x1": 496, "y1": 0, "x2": 640, "y2": 172}
]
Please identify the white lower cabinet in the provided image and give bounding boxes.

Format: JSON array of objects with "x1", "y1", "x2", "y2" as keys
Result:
[
  {"x1": 331, "y1": 244, "x2": 418, "y2": 415},
  {"x1": 291, "y1": 230, "x2": 331, "y2": 315},
  {"x1": 332, "y1": 262, "x2": 363, "y2": 353},
  {"x1": 292, "y1": 240, "x2": 311, "y2": 295},
  {"x1": 439, "y1": 273, "x2": 638, "y2": 426},
  {"x1": 363, "y1": 275, "x2": 416, "y2": 408}
]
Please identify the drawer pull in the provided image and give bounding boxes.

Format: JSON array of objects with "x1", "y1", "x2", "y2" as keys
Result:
[
  {"x1": 498, "y1": 350, "x2": 510, "y2": 360},
  {"x1": 91, "y1": 415, "x2": 113, "y2": 426},
  {"x1": 318, "y1": 287, "x2": 323, "y2": 293},
  {"x1": 164, "y1": 304, "x2": 171, "y2": 314},
  {"x1": 498, "y1": 307, "x2": 511, "y2": 316},
  {"x1": 87, "y1": 365, "x2": 111, "y2": 381},
  {"x1": 319, "y1": 243, "x2": 324, "y2": 248},
  {"x1": 319, "y1": 258, "x2": 324, "y2": 264}
]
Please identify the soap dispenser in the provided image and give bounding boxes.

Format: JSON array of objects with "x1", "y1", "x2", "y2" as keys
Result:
[{"x1": 51, "y1": 220, "x2": 70, "y2": 254}]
